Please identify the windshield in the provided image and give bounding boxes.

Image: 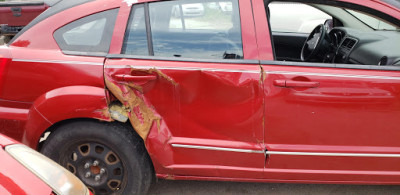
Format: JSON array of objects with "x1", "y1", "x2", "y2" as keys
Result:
[{"x1": 345, "y1": 9, "x2": 399, "y2": 30}]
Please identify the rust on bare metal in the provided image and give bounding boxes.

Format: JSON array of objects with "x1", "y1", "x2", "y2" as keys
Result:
[
  {"x1": 93, "y1": 107, "x2": 113, "y2": 122},
  {"x1": 105, "y1": 75, "x2": 160, "y2": 140},
  {"x1": 165, "y1": 174, "x2": 175, "y2": 180},
  {"x1": 259, "y1": 65, "x2": 266, "y2": 84}
]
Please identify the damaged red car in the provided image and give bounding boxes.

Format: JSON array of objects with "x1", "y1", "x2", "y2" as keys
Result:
[{"x1": 0, "y1": 0, "x2": 400, "y2": 194}]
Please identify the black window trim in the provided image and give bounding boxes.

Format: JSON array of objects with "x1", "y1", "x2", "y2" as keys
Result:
[
  {"x1": 144, "y1": 3, "x2": 154, "y2": 56},
  {"x1": 107, "y1": 54, "x2": 258, "y2": 64}
]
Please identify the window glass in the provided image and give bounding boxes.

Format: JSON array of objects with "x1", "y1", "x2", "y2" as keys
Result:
[
  {"x1": 122, "y1": 0, "x2": 243, "y2": 59},
  {"x1": 150, "y1": 0, "x2": 243, "y2": 59},
  {"x1": 122, "y1": 4, "x2": 149, "y2": 55},
  {"x1": 63, "y1": 19, "x2": 106, "y2": 46},
  {"x1": 54, "y1": 9, "x2": 118, "y2": 55},
  {"x1": 269, "y1": 2, "x2": 331, "y2": 33}
]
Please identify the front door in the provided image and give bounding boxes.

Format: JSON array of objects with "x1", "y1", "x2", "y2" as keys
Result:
[{"x1": 254, "y1": 0, "x2": 400, "y2": 183}]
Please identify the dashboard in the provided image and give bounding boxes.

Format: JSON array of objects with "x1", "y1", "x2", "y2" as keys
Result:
[{"x1": 327, "y1": 27, "x2": 400, "y2": 66}]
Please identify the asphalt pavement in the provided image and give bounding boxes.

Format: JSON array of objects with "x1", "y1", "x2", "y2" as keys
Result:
[{"x1": 148, "y1": 180, "x2": 400, "y2": 195}]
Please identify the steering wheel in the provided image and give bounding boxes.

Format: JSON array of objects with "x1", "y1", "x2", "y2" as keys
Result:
[{"x1": 301, "y1": 24, "x2": 326, "y2": 62}]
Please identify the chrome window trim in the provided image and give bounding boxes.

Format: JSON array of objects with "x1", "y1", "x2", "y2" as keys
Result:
[
  {"x1": 171, "y1": 144, "x2": 264, "y2": 154},
  {"x1": 171, "y1": 144, "x2": 400, "y2": 157}
]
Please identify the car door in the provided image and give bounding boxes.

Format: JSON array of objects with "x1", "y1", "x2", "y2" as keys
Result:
[
  {"x1": 253, "y1": 0, "x2": 400, "y2": 183},
  {"x1": 104, "y1": 0, "x2": 265, "y2": 179}
]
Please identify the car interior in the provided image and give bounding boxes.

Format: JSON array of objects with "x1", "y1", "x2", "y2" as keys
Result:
[{"x1": 267, "y1": 0, "x2": 400, "y2": 66}]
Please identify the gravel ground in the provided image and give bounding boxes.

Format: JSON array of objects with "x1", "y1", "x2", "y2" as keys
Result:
[{"x1": 148, "y1": 180, "x2": 400, "y2": 195}]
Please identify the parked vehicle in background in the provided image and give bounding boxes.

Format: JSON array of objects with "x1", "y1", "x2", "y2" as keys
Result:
[
  {"x1": 172, "y1": 3, "x2": 204, "y2": 17},
  {"x1": 0, "y1": 0, "x2": 47, "y2": 44},
  {"x1": 0, "y1": 133, "x2": 91, "y2": 195},
  {"x1": 0, "y1": 0, "x2": 400, "y2": 194},
  {"x1": 219, "y1": 1, "x2": 232, "y2": 12}
]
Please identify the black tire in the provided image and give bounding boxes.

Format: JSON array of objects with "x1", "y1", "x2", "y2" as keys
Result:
[{"x1": 40, "y1": 120, "x2": 154, "y2": 195}]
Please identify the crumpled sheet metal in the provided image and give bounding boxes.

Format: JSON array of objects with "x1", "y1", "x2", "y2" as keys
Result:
[
  {"x1": 104, "y1": 67, "x2": 178, "y2": 140},
  {"x1": 105, "y1": 64, "x2": 264, "y2": 175},
  {"x1": 105, "y1": 75, "x2": 160, "y2": 140}
]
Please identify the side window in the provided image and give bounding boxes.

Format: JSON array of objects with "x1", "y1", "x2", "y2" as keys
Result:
[
  {"x1": 267, "y1": 1, "x2": 400, "y2": 67},
  {"x1": 54, "y1": 9, "x2": 118, "y2": 55},
  {"x1": 122, "y1": 0, "x2": 243, "y2": 59},
  {"x1": 269, "y1": 2, "x2": 331, "y2": 33}
]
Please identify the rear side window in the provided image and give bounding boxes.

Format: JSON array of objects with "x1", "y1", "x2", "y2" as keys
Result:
[
  {"x1": 122, "y1": 0, "x2": 243, "y2": 59},
  {"x1": 54, "y1": 9, "x2": 118, "y2": 55}
]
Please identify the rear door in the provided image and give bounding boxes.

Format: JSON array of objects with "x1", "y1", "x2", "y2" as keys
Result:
[
  {"x1": 253, "y1": 0, "x2": 400, "y2": 183},
  {"x1": 105, "y1": 0, "x2": 265, "y2": 178}
]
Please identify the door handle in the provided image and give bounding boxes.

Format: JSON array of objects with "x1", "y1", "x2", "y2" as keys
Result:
[
  {"x1": 114, "y1": 74, "x2": 157, "y2": 84},
  {"x1": 273, "y1": 80, "x2": 320, "y2": 88}
]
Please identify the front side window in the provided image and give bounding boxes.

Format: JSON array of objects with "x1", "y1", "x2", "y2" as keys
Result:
[
  {"x1": 267, "y1": 1, "x2": 400, "y2": 67},
  {"x1": 54, "y1": 9, "x2": 118, "y2": 55},
  {"x1": 122, "y1": 0, "x2": 243, "y2": 59}
]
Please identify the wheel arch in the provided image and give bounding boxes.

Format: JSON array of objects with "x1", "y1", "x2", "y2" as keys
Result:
[{"x1": 22, "y1": 85, "x2": 112, "y2": 148}]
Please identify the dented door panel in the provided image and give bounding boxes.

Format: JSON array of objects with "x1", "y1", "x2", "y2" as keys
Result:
[{"x1": 104, "y1": 58, "x2": 265, "y2": 178}]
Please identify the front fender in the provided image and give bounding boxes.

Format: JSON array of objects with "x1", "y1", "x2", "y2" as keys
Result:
[{"x1": 23, "y1": 86, "x2": 110, "y2": 148}]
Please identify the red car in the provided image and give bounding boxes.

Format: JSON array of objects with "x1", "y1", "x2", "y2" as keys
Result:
[
  {"x1": 0, "y1": 0, "x2": 48, "y2": 43},
  {"x1": 0, "y1": 133, "x2": 90, "y2": 195},
  {"x1": 0, "y1": 0, "x2": 400, "y2": 194}
]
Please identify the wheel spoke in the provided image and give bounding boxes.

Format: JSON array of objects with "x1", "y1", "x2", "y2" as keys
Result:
[{"x1": 62, "y1": 141, "x2": 126, "y2": 195}]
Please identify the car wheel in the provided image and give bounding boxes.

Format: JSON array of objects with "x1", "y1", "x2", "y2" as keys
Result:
[{"x1": 41, "y1": 120, "x2": 153, "y2": 195}]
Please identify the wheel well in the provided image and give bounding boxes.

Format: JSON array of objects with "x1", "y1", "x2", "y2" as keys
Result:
[
  {"x1": 37, "y1": 117, "x2": 155, "y2": 179},
  {"x1": 37, "y1": 118, "x2": 154, "y2": 176}
]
